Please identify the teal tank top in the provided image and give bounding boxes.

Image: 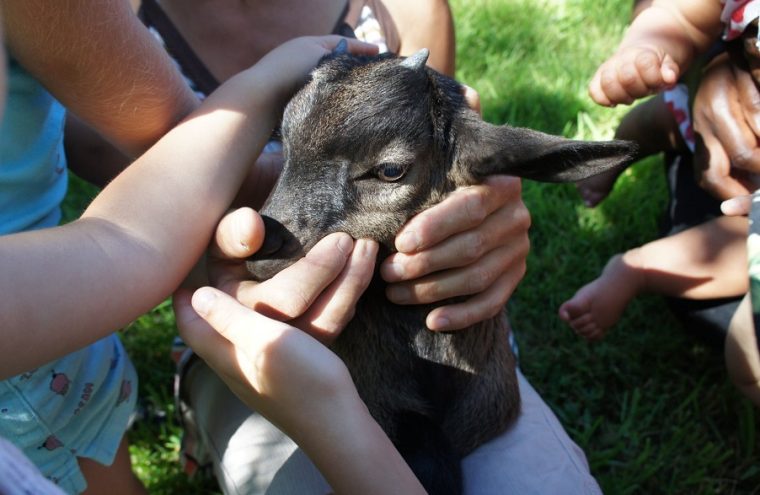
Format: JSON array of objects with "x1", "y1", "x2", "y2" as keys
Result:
[{"x1": 0, "y1": 56, "x2": 68, "y2": 234}]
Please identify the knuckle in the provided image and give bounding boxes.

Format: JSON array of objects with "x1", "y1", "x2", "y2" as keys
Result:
[
  {"x1": 730, "y1": 148, "x2": 754, "y2": 169},
  {"x1": 634, "y1": 51, "x2": 658, "y2": 71},
  {"x1": 697, "y1": 172, "x2": 719, "y2": 190},
  {"x1": 484, "y1": 301, "x2": 504, "y2": 320},
  {"x1": 467, "y1": 267, "x2": 494, "y2": 294},
  {"x1": 514, "y1": 204, "x2": 532, "y2": 231},
  {"x1": 747, "y1": 94, "x2": 760, "y2": 113},
  {"x1": 417, "y1": 282, "x2": 442, "y2": 303},
  {"x1": 463, "y1": 232, "x2": 487, "y2": 263},
  {"x1": 617, "y1": 66, "x2": 640, "y2": 88},
  {"x1": 599, "y1": 69, "x2": 618, "y2": 91},
  {"x1": 463, "y1": 190, "x2": 488, "y2": 224},
  {"x1": 408, "y1": 255, "x2": 433, "y2": 278},
  {"x1": 277, "y1": 289, "x2": 311, "y2": 318}
]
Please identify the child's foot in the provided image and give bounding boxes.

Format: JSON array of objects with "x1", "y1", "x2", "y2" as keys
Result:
[
  {"x1": 575, "y1": 165, "x2": 627, "y2": 207},
  {"x1": 558, "y1": 250, "x2": 645, "y2": 340}
]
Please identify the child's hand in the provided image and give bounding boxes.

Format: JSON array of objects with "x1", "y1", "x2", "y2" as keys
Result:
[
  {"x1": 589, "y1": 45, "x2": 680, "y2": 106},
  {"x1": 251, "y1": 35, "x2": 379, "y2": 107},
  {"x1": 175, "y1": 224, "x2": 377, "y2": 417},
  {"x1": 202, "y1": 207, "x2": 378, "y2": 343}
]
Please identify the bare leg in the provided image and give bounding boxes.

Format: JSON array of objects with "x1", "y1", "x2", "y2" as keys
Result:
[
  {"x1": 576, "y1": 94, "x2": 687, "y2": 207},
  {"x1": 79, "y1": 437, "x2": 147, "y2": 495},
  {"x1": 726, "y1": 295, "x2": 760, "y2": 407},
  {"x1": 559, "y1": 216, "x2": 749, "y2": 340}
]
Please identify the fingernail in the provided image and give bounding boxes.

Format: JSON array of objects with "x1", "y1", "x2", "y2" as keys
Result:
[
  {"x1": 193, "y1": 288, "x2": 217, "y2": 316},
  {"x1": 720, "y1": 198, "x2": 736, "y2": 215},
  {"x1": 336, "y1": 233, "x2": 354, "y2": 256},
  {"x1": 396, "y1": 231, "x2": 420, "y2": 252},
  {"x1": 429, "y1": 315, "x2": 451, "y2": 331},
  {"x1": 387, "y1": 285, "x2": 411, "y2": 303},
  {"x1": 356, "y1": 239, "x2": 379, "y2": 258}
]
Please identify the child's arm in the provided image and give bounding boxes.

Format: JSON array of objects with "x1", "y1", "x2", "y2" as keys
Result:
[
  {"x1": 589, "y1": 0, "x2": 724, "y2": 106},
  {"x1": 0, "y1": 36, "x2": 378, "y2": 379},
  {"x1": 1, "y1": 0, "x2": 199, "y2": 157},
  {"x1": 174, "y1": 234, "x2": 425, "y2": 494}
]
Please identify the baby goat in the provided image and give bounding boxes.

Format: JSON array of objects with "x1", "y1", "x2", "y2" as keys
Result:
[{"x1": 247, "y1": 46, "x2": 635, "y2": 494}]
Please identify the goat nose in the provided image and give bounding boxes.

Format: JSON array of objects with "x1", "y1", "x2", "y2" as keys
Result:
[{"x1": 257, "y1": 215, "x2": 285, "y2": 257}]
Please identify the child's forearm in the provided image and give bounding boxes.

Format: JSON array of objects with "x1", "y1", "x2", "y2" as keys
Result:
[
  {"x1": 294, "y1": 391, "x2": 426, "y2": 495},
  {"x1": 0, "y1": 67, "x2": 281, "y2": 378},
  {"x1": 1, "y1": 0, "x2": 200, "y2": 157}
]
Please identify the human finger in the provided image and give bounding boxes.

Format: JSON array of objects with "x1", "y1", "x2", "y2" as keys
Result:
[
  {"x1": 595, "y1": 56, "x2": 639, "y2": 106},
  {"x1": 423, "y1": 268, "x2": 523, "y2": 331},
  {"x1": 721, "y1": 195, "x2": 753, "y2": 216},
  {"x1": 461, "y1": 85, "x2": 481, "y2": 115},
  {"x1": 386, "y1": 243, "x2": 522, "y2": 306},
  {"x1": 209, "y1": 207, "x2": 265, "y2": 261},
  {"x1": 183, "y1": 287, "x2": 349, "y2": 407},
  {"x1": 393, "y1": 175, "x2": 521, "y2": 254},
  {"x1": 589, "y1": 67, "x2": 615, "y2": 107},
  {"x1": 734, "y1": 62, "x2": 760, "y2": 144},
  {"x1": 381, "y1": 194, "x2": 529, "y2": 282},
  {"x1": 694, "y1": 125, "x2": 754, "y2": 200},
  {"x1": 290, "y1": 239, "x2": 378, "y2": 343},
  {"x1": 707, "y1": 86, "x2": 760, "y2": 174},
  {"x1": 318, "y1": 35, "x2": 380, "y2": 57},
  {"x1": 617, "y1": 49, "x2": 665, "y2": 97},
  {"x1": 205, "y1": 207, "x2": 265, "y2": 296},
  {"x1": 238, "y1": 232, "x2": 354, "y2": 318},
  {"x1": 173, "y1": 288, "x2": 241, "y2": 380}
]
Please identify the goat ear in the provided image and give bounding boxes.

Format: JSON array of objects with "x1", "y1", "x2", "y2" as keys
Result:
[{"x1": 458, "y1": 115, "x2": 638, "y2": 183}]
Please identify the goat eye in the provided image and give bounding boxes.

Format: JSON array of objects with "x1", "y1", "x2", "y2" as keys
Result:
[{"x1": 375, "y1": 163, "x2": 407, "y2": 182}]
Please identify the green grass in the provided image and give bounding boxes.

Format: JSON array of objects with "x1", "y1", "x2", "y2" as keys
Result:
[{"x1": 61, "y1": 0, "x2": 760, "y2": 492}]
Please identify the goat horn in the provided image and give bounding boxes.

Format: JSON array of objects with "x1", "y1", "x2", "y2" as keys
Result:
[
  {"x1": 400, "y1": 48, "x2": 429, "y2": 70},
  {"x1": 332, "y1": 38, "x2": 349, "y2": 55}
]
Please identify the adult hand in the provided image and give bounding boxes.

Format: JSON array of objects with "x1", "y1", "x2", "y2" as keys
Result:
[
  {"x1": 692, "y1": 51, "x2": 760, "y2": 200},
  {"x1": 381, "y1": 175, "x2": 530, "y2": 332}
]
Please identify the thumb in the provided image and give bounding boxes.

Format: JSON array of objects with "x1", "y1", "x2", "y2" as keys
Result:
[
  {"x1": 191, "y1": 287, "x2": 294, "y2": 351},
  {"x1": 173, "y1": 288, "x2": 229, "y2": 356}
]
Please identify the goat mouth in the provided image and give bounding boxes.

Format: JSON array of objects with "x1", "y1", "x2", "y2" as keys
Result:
[
  {"x1": 245, "y1": 215, "x2": 305, "y2": 281},
  {"x1": 245, "y1": 257, "x2": 301, "y2": 282}
]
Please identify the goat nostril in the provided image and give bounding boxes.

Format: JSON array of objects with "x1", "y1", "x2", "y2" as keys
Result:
[
  {"x1": 258, "y1": 233, "x2": 283, "y2": 257},
  {"x1": 257, "y1": 215, "x2": 285, "y2": 257}
]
